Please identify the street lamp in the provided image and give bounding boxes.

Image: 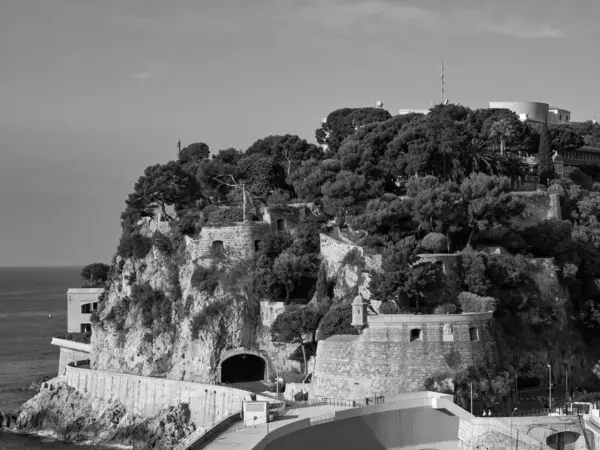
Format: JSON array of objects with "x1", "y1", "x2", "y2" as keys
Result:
[
  {"x1": 510, "y1": 407, "x2": 518, "y2": 449},
  {"x1": 547, "y1": 364, "x2": 552, "y2": 414}
]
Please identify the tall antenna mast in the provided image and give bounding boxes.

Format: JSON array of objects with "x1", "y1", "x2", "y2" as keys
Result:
[{"x1": 441, "y1": 60, "x2": 445, "y2": 104}]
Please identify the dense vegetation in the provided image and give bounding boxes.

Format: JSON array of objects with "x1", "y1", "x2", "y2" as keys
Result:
[{"x1": 93, "y1": 104, "x2": 600, "y2": 403}]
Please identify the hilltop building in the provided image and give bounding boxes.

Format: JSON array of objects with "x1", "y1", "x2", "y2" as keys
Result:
[{"x1": 488, "y1": 101, "x2": 571, "y2": 124}]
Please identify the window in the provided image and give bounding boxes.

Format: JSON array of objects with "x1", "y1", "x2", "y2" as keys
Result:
[
  {"x1": 80, "y1": 323, "x2": 92, "y2": 333},
  {"x1": 92, "y1": 302, "x2": 98, "y2": 311},
  {"x1": 410, "y1": 328, "x2": 422, "y2": 342},
  {"x1": 211, "y1": 240, "x2": 224, "y2": 257},
  {"x1": 254, "y1": 240, "x2": 263, "y2": 252},
  {"x1": 276, "y1": 219, "x2": 285, "y2": 232},
  {"x1": 559, "y1": 114, "x2": 562, "y2": 121},
  {"x1": 469, "y1": 327, "x2": 479, "y2": 341},
  {"x1": 81, "y1": 303, "x2": 92, "y2": 314}
]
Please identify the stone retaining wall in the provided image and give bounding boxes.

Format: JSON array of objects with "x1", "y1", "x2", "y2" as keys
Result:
[
  {"x1": 51, "y1": 338, "x2": 92, "y2": 375},
  {"x1": 64, "y1": 365, "x2": 274, "y2": 427}
]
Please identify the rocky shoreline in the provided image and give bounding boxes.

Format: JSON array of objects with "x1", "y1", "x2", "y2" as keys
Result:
[{"x1": 1, "y1": 377, "x2": 196, "y2": 449}]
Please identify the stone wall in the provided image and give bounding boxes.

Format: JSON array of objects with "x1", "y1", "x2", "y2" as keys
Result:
[
  {"x1": 52, "y1": 338, "x2": 91, "y2": 375},
  {"x1": 185, "y1": 222, "x2": 272, "y2": 261},
  {"x1": 512, "y1": 191, "x2": 562, "y2": 229},
  {"x1": 319, "y1": 233, "x2": 382, "y2": 279},
  {"x1": 313, "y1": 313, "x2": 494, "y2": 399},
  {"x1": 64, "y1": 365, "x2": 275, "y2": 428}
]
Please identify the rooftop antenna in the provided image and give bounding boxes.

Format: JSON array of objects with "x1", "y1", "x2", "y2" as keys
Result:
[{"x1": 440, "y1": 60, "x2": 445, "y2": 104}]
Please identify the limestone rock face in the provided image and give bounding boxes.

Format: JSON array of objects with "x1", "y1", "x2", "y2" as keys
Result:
[
  {"x1": 90, "y1": 223, "x2": 299, "y2": 383},
  {"x1": 14, "y1": 377, "x2": 196, "y2": 449}
]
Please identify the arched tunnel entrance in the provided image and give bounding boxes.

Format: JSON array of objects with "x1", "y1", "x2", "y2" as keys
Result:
[
  {"x1": 546, "y1": 431, "x2": 580, "y2": 450},
  {"x1": 220, "y1": 353, "x2": 266, "y2": 383}
]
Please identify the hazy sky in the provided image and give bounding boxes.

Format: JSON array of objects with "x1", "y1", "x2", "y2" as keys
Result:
[{"x1": 1, "y1": 0, "x2": 598, "y2": 267}]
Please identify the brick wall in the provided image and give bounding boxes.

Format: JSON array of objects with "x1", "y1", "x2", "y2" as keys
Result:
[{"x1": 313, "y1": 313, "x2": 494, "y2": 399}]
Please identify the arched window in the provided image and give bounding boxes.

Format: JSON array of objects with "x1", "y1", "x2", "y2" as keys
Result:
[{"x1": 211, "y1": 240, "x2": 224, "y2": 257}]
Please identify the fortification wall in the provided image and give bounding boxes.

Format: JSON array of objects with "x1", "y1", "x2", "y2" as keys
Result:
[
  {"x1": 185, "y1": 222, "x2": 272, "y2": 261},
  {"x1": 512, "y1": 191, "x2": 561, "y2": 228},
  {"x1": 52, "y1": 338, "x2": 91, "y2": 375},
  {"x1": 64, "y1": 365, "x2": 274, "y2": 428},
  {"x1": 313, "y1": 313, "x2": 494, "y2": 399}
]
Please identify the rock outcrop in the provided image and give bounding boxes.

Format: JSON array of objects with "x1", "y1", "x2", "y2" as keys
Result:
[{"x1": 12, "y1": 377, "x2": 196, "y2": 449}]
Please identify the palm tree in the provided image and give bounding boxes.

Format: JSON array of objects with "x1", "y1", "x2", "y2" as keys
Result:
[
  {"x1": 489, "y1": 119, "x2": 516, "y2": 156},
  {"x1": 462, "y1": 138, "x2": 506, "y2": 176}
]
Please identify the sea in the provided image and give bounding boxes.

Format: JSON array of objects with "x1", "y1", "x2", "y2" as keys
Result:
[{"x1": 0, "y1": 266, "x2": 109, "y2": 449}]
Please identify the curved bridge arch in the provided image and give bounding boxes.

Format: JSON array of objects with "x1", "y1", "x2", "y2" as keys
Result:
[{"x1": 218, "y1": 348, "x2": 271, "y2": 383}]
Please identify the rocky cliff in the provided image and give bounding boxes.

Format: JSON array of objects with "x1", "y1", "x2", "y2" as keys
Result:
[
  {"x1": 91, "y1": 218, "x2": 301, "y2": 383},
  {"x1": 10, "y1": 377, "x2": 195, "y2": 449}
]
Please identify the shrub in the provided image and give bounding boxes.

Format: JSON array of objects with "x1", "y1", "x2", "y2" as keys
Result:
[
  {"x1": 117, "y1": 233, "x2": 153, "y2": 259},
  {"x1": 421, "y1": 232, "x2": 448, "y2": 253},
  {"x1": 191, "y1": 266, "x2": 221, "y2": 295},
  {"x1": 55, "y1": 332, "x2": 91, "y2": 344},
  {"x1": 318, "y1": 304, "x2": 358, "y2": 340},
  {"x1": 153, "y1": 232, "x2": 173, "y2": 255},
  {"x1": 458, "y1": 291, "x2": 497, "y2": 313},
  {"x1": 433, "y1": 303, "x2": 457, "y2": 314},
  {"x1": 104, "y1": 299, "x2": 129, "y2": 332},
  {"x1": 130, "y1": 283, "x2": 172, "y2": 329},
  {"x1": 341, "y1": 248, "x2": 365, "y2": 269},
  {"x1": 190, "y1": 299, "x2": 230, "y2": 340},
  {"x1": 461, "y1": 249, "x2": 490, "y2": 296},
  {"x1": 207, "y1": 206, "x2": 255, "y2": 224},
  {"x1": 378, "y1": 301, "x2": 400, "y2": 314},
  {"x1": 173, "y1": 210, "x2": 204, "y2": 236}
]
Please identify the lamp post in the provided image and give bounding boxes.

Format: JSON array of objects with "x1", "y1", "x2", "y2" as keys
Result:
[
  {"x1": 547, "y1": 364, "x2": 552, "y2": 414},
  {"x1": 353, "y1": 382, "x2": 359, "y2": 402},
  {"x1": 470, "y1": 382, "x2": 473, "y2": 416},
  {"x1": 510, "y1": 407, "x2": 518, "y2": 449},
  {"x1": 275, "y1": 368, "x2": 280, "y2": 396}
]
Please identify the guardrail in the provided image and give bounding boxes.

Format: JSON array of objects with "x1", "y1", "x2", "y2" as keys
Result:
[{"x1": 174, "y1": 411, "x2": 242, "y2": 450}]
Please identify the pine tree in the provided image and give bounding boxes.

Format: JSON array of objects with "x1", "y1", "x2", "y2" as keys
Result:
[{"x1": 537, "y1": 119, "x2": 555, "y2": 184}]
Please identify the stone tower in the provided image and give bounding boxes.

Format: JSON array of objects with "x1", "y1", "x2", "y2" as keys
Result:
[{"x1": 351, "y1": 295, "x2": 368, "y2": 333}]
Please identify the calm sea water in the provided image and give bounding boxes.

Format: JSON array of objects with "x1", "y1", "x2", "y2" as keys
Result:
[{"x1": 0, "y1": 266, "x2": 107, "y2": 449}]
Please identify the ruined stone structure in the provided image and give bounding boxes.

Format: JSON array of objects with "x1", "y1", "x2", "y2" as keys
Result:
[
  {"x1": 313, "y1": 311, "x2": 494, "y2": 400},
  {"x1": 511, "y1": 191, "x2": 562, "y2": 228},
  {"x1": 184, "y1": 221, "x2": 272, "y2": 261}
]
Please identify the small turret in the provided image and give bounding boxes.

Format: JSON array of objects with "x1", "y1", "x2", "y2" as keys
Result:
[{"x1": 351, "y1": 295, "x2": 368, "y2": 333}]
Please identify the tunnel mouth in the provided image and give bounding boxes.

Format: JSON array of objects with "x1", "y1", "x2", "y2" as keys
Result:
[
  {"x1": 221, "y1": 354, "x2": 266, "y2": 383},
  {"x1": 546, "y1": 431, "x2": 580, "y2": 450}
]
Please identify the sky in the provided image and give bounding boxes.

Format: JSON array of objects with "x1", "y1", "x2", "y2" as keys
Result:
[{"x1": 0, "y1": 0, "x2": 598, "y2": 267}]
